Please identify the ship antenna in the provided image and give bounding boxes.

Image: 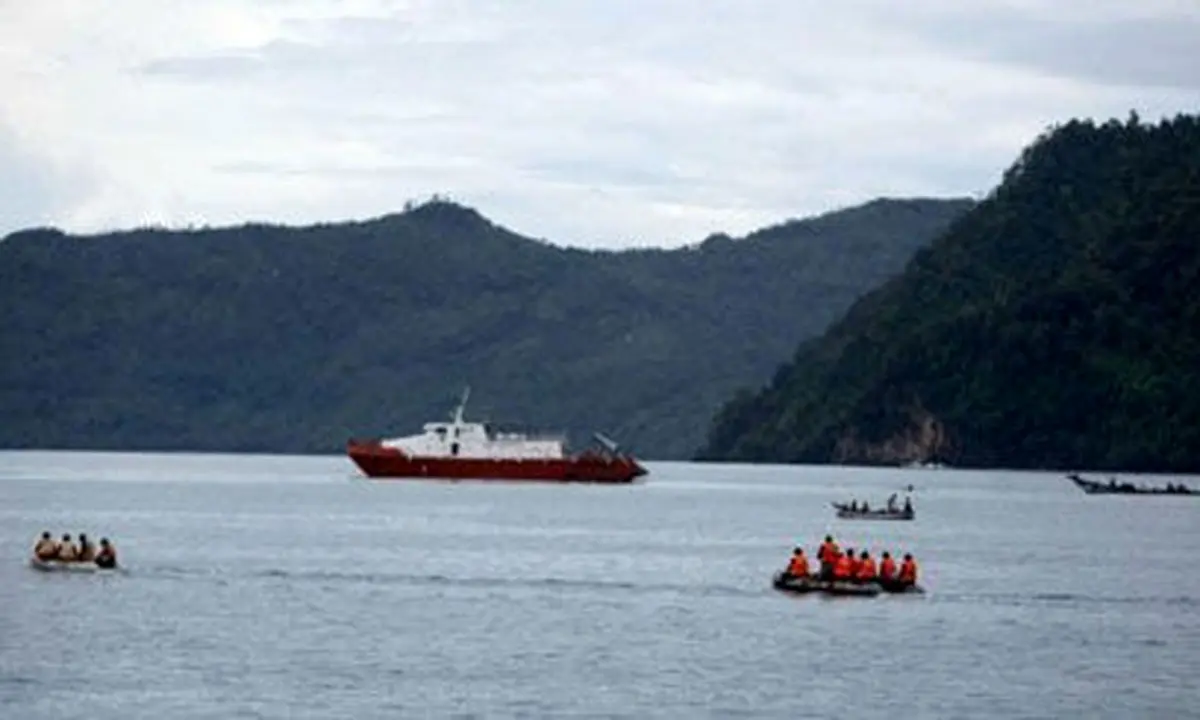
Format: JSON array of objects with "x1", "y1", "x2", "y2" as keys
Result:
[{"x1": 452, "y1": 386, "x2": 470, "y2": 425}]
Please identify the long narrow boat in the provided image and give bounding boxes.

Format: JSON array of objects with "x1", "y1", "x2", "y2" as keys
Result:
[
  {"x1": 347, "y1": 388, "x2": 647, "y2": 484},
  {"x1": 1067, "y1": 473, "x2": 1197, "y2": 496},
  {"x1": 831, "y1": 502, "x2": 914, "y2": 521}
]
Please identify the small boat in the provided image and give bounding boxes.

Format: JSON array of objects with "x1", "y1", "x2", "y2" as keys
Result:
[
  {"x1": 831, "y1": 502, "x2": 914, "y2": 521},
  {"x1": 1067, "y1": 473, "x2": 1198, "y2": 496},
  {"x1": 772, "y1": 572, "x2": 922, "y2": 597},
  {"x1": 347, "y1": 388, "x2": 648, "y2": 484},
  {"x1": 771, "y1": 572, "x2": 881, "y2": 597},
  {"x1": 878, "y1": 578, "x2": 925, "y2": 594},
  {"x1": 28, "y1": 557, "x2": 119, "y2": 573}
]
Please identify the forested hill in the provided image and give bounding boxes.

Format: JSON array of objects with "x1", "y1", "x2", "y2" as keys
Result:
[
  {"x1": 698, "y1": 113, "x2": 1200, "y2": 473},
  {"x1": 0, "y1": 196, "x2": 970, "y2": 458}
]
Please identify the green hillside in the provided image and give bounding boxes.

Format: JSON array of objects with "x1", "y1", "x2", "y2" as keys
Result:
[
  {"x1": 0, "y1": 197, "x2": 970, "y2": 458},
  {"x1": 698, "y1": 113, "x2": 1200, "y2": 473}
]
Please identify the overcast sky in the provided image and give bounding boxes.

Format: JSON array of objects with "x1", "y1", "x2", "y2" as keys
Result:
[{"x1": 2, "y1": 0, "x2": 1197, "y2": 248}]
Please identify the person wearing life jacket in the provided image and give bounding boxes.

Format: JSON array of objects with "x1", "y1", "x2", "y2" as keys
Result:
[
  {"x1": 33, "y1": 531, "x2": 59, "y2": 561},
  {"x1": 77, "y1": 533, "x2": 96, "y2": 562},
  {"x1": 817, "y1": 535, "x2": 838, "y2": 580},
  {"x1": 785, "y1": 547, "x2": 809, "y2": 579},
  {"x1": 94, "y1": 538, "x2": 118, "y2": 569},
  {"x1": 56, "y1": 533, "x2": 79, "y2": 562},
  {"x1": 897, "y1": 553, "x2": 918, "y2": 586},
  {"x1": 845, "y1": 547, "x2": 860, "y2": 578},
  {"x1": 832, "y1": 548, "x2": 854, "y2": 581},
  {"x1": 855, "y1": 550, "x2": 877, "y2": 583},
  {"x1": 878, "y1": 551, "x2": 896, "y2": 581}
]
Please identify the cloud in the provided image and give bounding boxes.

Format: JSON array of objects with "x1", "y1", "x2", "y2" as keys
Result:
[
  {"x1": 0, "y1": 0, "x2": 1196, "y2": 248},
  {"x1": 0, "y1": 124, "x2": 96, "y2": 234}
]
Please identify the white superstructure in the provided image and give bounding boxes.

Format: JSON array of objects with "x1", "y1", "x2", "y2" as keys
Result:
[{"x1": 379, "y1": 389, "x2": 566, "y2": 459}]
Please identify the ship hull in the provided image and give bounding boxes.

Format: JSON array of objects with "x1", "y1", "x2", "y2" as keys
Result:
[{"x1": 347, "y1": 441, "x2": 646, "y2": 484}]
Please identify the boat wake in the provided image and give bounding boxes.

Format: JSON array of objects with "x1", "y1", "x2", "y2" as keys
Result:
[
  {"x1": 935, "y1": 590, "x2": 1198, "y2": 608},
  {"x1": 130, "y1": 564, "x2": 759, "y2": 599}
]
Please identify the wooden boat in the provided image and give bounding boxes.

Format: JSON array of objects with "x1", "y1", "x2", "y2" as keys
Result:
[
  {"x1": 831, "y1": 502, "x2": 914, "y2": 521},
  {"x1": 28, "y1": 557, "x2": 119, "y2": 573},
  {"x1": 1066, "y1": 473, "x2": 1197, "y2": 496}
]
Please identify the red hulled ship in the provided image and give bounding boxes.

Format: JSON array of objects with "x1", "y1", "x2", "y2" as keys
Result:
[{"x1": 346, "y1": 389, "x2": 648, "y2": 483}]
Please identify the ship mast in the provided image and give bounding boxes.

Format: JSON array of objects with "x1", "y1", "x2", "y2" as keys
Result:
[{"x1": 451, "y1": 386, "x2": 471, "y2": 426}]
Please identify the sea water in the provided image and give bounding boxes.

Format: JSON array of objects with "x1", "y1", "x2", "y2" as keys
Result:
[{"x1": 1, "y1": 451, "x2": 1197, "y2": 718}]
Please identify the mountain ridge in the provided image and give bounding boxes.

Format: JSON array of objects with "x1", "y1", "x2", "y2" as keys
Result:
[
  {"x1": 697, "y1": 112, "x2": 1200, "y2": 473},
  {"x1": 1, "y1": 195, "x2": 973, "y2": 459}
]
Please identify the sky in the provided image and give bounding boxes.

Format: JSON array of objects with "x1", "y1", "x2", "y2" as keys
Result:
[{"x1": 1, "y1": 0, "x2": 1198, "y2": 249}]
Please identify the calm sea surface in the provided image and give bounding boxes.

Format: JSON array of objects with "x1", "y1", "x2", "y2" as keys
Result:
[{"x1": 1, "y1": 451, "x2": 1197, "y2": 719}]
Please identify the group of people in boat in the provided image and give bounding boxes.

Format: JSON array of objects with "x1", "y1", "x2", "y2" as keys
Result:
[
  {"x1": 782, "y1": 535, "x2": 918, "y2": 587},
  {"x1": 843, "y1": 494, "x2": 913, "y2": 514},
  {"x1": 32, "y1": 531, "x2": 118, "y2": 568}
]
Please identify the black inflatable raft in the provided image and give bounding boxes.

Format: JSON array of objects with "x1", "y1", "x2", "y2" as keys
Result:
[{"x1": 772, "y1": 572, "x2": 923, "y2": 597}]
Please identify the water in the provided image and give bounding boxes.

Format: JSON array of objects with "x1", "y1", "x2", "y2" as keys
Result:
[{"x1": 1, "y1": 451, "x2": 1197, "y2": 719}]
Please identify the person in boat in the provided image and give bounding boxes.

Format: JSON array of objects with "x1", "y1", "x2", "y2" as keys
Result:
[
  {"x1": 878, "y1": 551, "x2": 896, "y2": 581},
  {"x1": 861, "y1": 501, "x2": 870, "y2": 512},
  {"x1": 855, "y1": 550, "x2": 877, "y2": 583},
  {"x1": 887, "y1": 493, "x2": 898, "y2": 512},
  {"x1": 817, "y1": 535, "x2": 838, "y2": 580},
  {"x1": 77, "y1": 533, "x2": 96, "y2": 563},
  {"x1": 903, "y1": 496, "x2": 913, "y2": 514},
  {"x1": 832, "y1": 547, "x2": 854, "y2": 582},
  {"x1": 94, "y1": 538, "x2": 117, "y2": 569},
  {"x1": 844, "y1": 547, "x2": 860, "y2": 577},
  {"x1": 849, "y1": 500, "x2": 858, "y2": 512},
  {"x1": 897, "y1": 553, "x2": 918, "y2": 587},
  {"x1": 33, "y1": 531, "x2": 59, "y2": 561},
  {"x1": 783, "y1": 547, "x2": 809, "y2": 580},
  {"x1": 56, "y1": 533, "x2": 79, "y2": 562}
]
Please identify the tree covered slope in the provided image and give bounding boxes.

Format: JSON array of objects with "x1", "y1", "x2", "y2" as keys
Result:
[
  {"x1": 0, "y1": 197, "x2": 970, "y2": 458},
  {"x1": 698, "y1": 113, "x2": 1200, "y2": 473}
]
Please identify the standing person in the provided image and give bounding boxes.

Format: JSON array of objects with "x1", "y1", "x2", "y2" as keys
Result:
[{"x1": 817, "y1": 535, "x2": 838, "y2": 580}]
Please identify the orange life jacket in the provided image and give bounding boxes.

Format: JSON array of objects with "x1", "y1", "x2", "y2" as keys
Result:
[
  {"x1": 848, "y1": 556, "x2": 862, "y2": 577},
  {"x1": 787, "y1": 555, "x2": 809, "y2": 576},
  {"x1": 898, "y1": 559, "x2": 917, "y2": 583},
  {"x1": 833, "y1": 554, "x2": 853, "y2": 579},
  {"x1": 856, "y1": 557, "x2": 877, "y2": 580},
  {"x1": 880, "y1": 557, "x2": 896, "y2": 579}
]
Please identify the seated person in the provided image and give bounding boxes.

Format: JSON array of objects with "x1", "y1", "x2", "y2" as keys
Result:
[
  {"x1": 56, "y1": 534, "x2": 79, "y2": 562},
  {"x1": 33, "y1": 531, "x2": 59, "y2": 561},
  {"x1": 855, "y1": 550, "x2": 877, "y2": 583},
  {"x1": 897, "y1": 553, "x2": 919, "y2": 587},
  {"x1": 832, "y1": 549, "x2": 853, "y2": 581},
  {"x1": 77, "y1": 533, "x2": 96, "y2": 562},
  {"x1": 878, "y1": 551, "x2": 896, "y2": 581},
  {"x1": 94, "y1": 538, "x2": 118, "y2": 569},
  {"x1": 783, "y1": 547, "x2": 809, "y2": 579}
]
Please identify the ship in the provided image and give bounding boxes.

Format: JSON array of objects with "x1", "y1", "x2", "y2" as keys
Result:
[{"x1": 346, "y1": 389, "x2": 648, "y2": 483}]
